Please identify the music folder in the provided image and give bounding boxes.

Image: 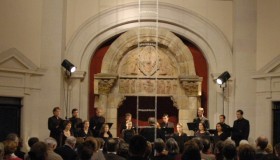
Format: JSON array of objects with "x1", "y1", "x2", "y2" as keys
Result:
[
  {"x1": 187, "y1": 122, "x2": 197, "y2": 131},
  {"x1": 208, "y1": 129, "x2": 216, "y2": 135}
]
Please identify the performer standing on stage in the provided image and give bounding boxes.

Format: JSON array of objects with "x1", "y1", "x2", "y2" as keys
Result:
[
  {"x1": 48, "y1": 107, "x2": 64, "y2": 144},
  {"x1": 69, "y1": 108, "x2": 82, "y2": 137},
  {"x1": 219, "y1": 114, "x2": 231, "y2": 138},
  {"x1": 193, "y1": 107, "x2": 209, "y2": 131},
  {"x1": 89, "y1": 107, "x2": 105, "y2": 137},
  {"x1": 231, "y1": 109, "x2": 250, "y2": 146}
]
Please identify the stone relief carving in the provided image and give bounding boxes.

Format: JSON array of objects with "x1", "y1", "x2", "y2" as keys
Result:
[
  {"x1": 181, "y1": 81, "x2": 199, "y2": 96},
  {"x1": 119, "y1": 45, "x2": 178, "y2": 76},
  {"x1": 118, "y1": 78, "x2": 178, "y2": 95},
  {"x1": 179, "y1": 76, "x2": 202, "y2": 97},
  {"x1": 98, "y1": 79, "x2": 115, "y2": 94}
]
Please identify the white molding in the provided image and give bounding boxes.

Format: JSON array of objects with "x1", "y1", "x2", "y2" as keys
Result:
[
  {"x1": 253, "y1": 54, "x2": 280, "y2": 79},
  {"x1": 0, "y1": 48, "x2": 45, "y2": 75},
  {"x1": 0, "y1": 48, "x2": 45, "y2": 95}
]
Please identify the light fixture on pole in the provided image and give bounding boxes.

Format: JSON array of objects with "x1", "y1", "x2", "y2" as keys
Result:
[
  {"x1": 216, "y1": 71, "x2": 231, "y2": 85},
  {"x1": 61, "y1": 59, "x2": 76, "y2": 73},
  {"x1": 216, "y1": 71, "x2": 231, "y2": 115},
  {"x1": 61, "y1": 59, "x2": 76, "y2": 119}
]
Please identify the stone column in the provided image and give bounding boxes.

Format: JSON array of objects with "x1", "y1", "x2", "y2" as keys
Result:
[
  {"x1": 94, "y1": 73, "x2": 118, "y2": 118},
  {"x1": 179, "y1": 75, "x2": 203, "y2": 135}
]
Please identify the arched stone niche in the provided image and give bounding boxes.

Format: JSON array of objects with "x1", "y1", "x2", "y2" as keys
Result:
[
  {"x1": 64, "y1": 2, "x2": 233, "y2": 135},
  {"x1": 94, "y1": 28, "x2": 202, "y2": 136}
]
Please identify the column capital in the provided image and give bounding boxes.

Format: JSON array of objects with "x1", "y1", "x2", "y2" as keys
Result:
[{"x1": 179, "y1": 75, "x2": 203, "y2": 96}]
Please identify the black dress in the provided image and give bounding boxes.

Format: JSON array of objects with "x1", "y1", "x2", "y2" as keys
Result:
[
  {"x1": 122, "y1": 129, "x2": 135, "y2": 143},
  {"x1": 59, "y1": 131, "x2": 73, "y2": 147},
  {"x1": 77, "y1": 129, "x2": 93, "y2": 139},
  {"x1": 173, "y1": 132, "x2": 188, "y2": 153},
  {"x1": 214, "y1": 131, "x2": 228, "y2": 141},
  {"x1": 99, "y1": 131, "x2": 113, "y2": 142}
]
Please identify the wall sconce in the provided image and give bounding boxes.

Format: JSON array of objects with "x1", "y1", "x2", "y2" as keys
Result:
[
  {"x1": 216, "y1": 71, "x2": 231, "y2": 85},
  {"x1": 61, "y1": 59, "x2": 76, "y2": 73}
]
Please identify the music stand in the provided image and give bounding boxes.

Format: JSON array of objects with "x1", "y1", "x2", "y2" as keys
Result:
[
  {"x1": 187, "y1": 122, "x2": 197, "y2": 132},
  {"x1": 161, "y1": 128, "x2": 174, "y2": 135}
]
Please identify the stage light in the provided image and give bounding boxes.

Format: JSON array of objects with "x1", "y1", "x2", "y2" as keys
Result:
[
  {"x1": 61, "y1": 59, "x2": 76, "y2": 73},
  {"x1": 216, "y1": 71, "x2": 231, "y2": 85}
]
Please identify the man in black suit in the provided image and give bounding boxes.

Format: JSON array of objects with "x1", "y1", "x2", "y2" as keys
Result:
[
  {"x1": 160, "y1": 114, "x2": 174, "y2": 129},
  {"x1": 160, "y1": 114, "x2": 174, "y2": 140},
  {"x1": 219, "y1": 114, "x2": 231, "y2": 138},
  {"x1": 193, "y1": 107, "x2": 209, "y2": 131},
  {"x1": 231, "y1": 109, "x2": 250, "y2": 146},
  {"x1": 69, "y1": 108, "x2": 83, "y2": 137},
  {"x1": 90, "y1": 107, "x2": 105, "y2": 137},
  {"x1": 104, "y1": 138, "x2": 126, "y2": 160},
  {"x1": 48, "y1": 107, "x2": 63, "y2": 144},
  {"x1": 55, "y1": 136, "x2": 78, "y2": 160}
]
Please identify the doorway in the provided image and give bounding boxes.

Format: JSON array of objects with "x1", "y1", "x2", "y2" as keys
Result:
[
  {"x1": 273, "y1": 101, "x2": 280, "y2": 146},
  {"x1": 0, "y1": 97, "x2": 22, "y2": 141}
]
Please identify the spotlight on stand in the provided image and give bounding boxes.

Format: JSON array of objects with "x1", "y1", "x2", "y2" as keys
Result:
[
  {"x1": 216, "y1": 71, "x2": 231, "y2": 85},
  {"x1": 61, "y1": 59, "x2": 76, "y2": 120},
  {"x1": 61, "y1": 59, "x2": 76, "y2": 73}
]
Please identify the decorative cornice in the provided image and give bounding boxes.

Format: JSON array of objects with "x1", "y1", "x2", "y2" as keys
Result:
[
  {"x1": 253, "y1": 55, "x2": 280, "y2": 79},
  {"x1": 0, "y1": 48, "x2": 45, "y2": 76}
]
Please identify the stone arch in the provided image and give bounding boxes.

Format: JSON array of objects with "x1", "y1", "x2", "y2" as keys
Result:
[
  {"x1": 102, "y1": 28, "x2": 196, "y2": 76},
  {"x1": 64, "y1": 2, "x2": 233, "y2": 133}
]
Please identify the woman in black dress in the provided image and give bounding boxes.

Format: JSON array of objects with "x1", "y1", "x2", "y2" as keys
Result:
[
  {"x1": 77, "y1": 120, "x2": 93, "y2": 139},
  {"x1": 60, "y1": 120, "x2": 73, "y2": 146},
  {"x1": 173, "y1": 123, "x2": 188, "y2": 153},
  {"x1": 214, "y1": 122, "x2": 228, "y2": 141},
  {"x1": 194, "y1": 122, "x2": 210, "y2": 137},
  {"x1": 122, "y1": 121, "x2": 135, "y2": 143},
  {"x1": 99, "y1": 123, "x2": 112, "y2": 141}
]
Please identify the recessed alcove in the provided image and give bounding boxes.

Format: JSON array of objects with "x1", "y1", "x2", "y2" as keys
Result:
[{"x1": 117, "y1": 96, "x2": 178, "y2": 137}]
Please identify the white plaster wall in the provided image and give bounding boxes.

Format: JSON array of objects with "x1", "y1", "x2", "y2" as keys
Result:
[
  {"x1": 232, "y1": 0, "x2": 257, "y2": 143},
  {"x1": 257, "y1": 0, "x2": 280, "y2": 70},
  {"x1": 66, "y1": 0, "x2": 233, "y2": 46},
  {"x1": 0, "y1": 0, "x2": 43, "y2": 67}
]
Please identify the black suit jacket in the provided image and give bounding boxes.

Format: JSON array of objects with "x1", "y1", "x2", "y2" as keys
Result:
[
  {"x1": 90, "y1": 115, "x2": 105, "y2": 137},
  {"x1": 69, "y1": 116, "x2": 82, "y2": 136},
  {"x1": 55, "y1": 145, "x2": 78, "y2": 160},
  {"x1": 48, "y1": 116, "x2": 63, "y2": 143},
  {"x1": 160, "y1": 122, "x2": 174, "y2": 129},
  {"x1": 231, "y1": 118, "x2": 250, "y2": 145}
]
